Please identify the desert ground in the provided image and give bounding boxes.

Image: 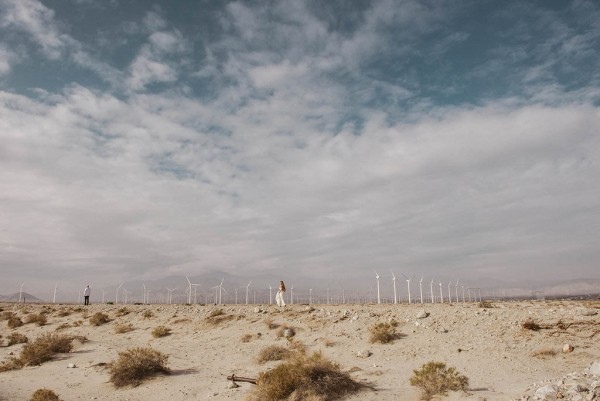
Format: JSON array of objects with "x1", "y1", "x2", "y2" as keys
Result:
[{"x1": 0, "y1": 300, "x2": 598, "y2": 401}]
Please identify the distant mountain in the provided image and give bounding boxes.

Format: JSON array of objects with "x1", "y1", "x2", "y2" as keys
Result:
[{"x1": 0, "y1": 292, "x2": 44, "y2": 303}]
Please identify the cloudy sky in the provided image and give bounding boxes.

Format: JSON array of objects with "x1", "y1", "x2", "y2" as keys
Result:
[{"x1": 1, "y1": 0, "x2": 599, "y2": 296}]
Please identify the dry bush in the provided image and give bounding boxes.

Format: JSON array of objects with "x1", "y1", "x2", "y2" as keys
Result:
[
  {"x1": 115, "y1": 307, "x2": 130, "y2": 317},
  {"x1": 55, "y1": 309, "x2": 71, "y2": 317},
  {"x1": 369, "y1": 322, "x2": 397, "y2": 344},
  {"x1": 20, "y1": 333, "x2": 74, "y2": 366},
  {"x1": 1, "y1": 311, "x2": 16, "y2": 321},
  {"x1": 7, "y1": 316, "x2": 23, "y2": 329},
  {"x1": 108, "y1": 347, "x2": 170, "y2": 387},
  {"x1": 25, "y1": 313, "x2": 47, "y2": 326},
  {"x1": 151, "y1": 326, "x2": 171, "y2": 338},
  {"x1": 257, "y1": 345, "x2": 293, "y2": 364},
  {"x1": 522, "y1": 319, "x2": 541, "y2": 331},
  {"x1": 0, "y1": 357, "x2": 24, "y2": 372},
  {"x1": 114, "y1": 323, "x2": 135, "y2": 334},
  {"x1": 264, "y1": 318, "x2": 280, "y2": 330},
  {"x1": 7, "y1": 332, "x2": 29, "y2": 346},
  {"x1": 208, "y1": 309, "x2": 223, "y2": 318},
  {"x1": 249, "y1": 351, "x2": 364, "y2": 401},
  {"x1": 478, "y1": 300, "x2": 494, "y2": 308},
  {"x1": 55, "y1": 323, "x2": 72, "y2": 331},
  {"x1": 30, "y1": 388, "x2": 62, "y2": 401},
  {"x1": 240, "y1": 334, "x2": 253, "y2": 343},
  {"x1": 142, "y1": 310, "x2": 154, "y2": 319},
  {"x1": 531, "y1": 347, "x2": 557, "y2": 358},
  {"x1": 89, "y1": 312, "x2": 111, "y2": 326},
  {"x1": 409, "y1": 361, "x2": 469, "y2": 401},
  {"x1": 205, "y1": 309, "x2": 233, "y2": 326}
]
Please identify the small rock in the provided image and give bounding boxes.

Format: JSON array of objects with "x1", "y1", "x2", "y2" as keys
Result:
[
  {"x1": 253, "y1": 307, "x2": 262, "y2": 313},
  {"x1": 589, "y1": 361, "x2": 600, "y2": 376},
  {"x1": 357, "y1": 349, "x2": 372, "y2": 358},
  {"x1": 562, "y1": 344, "x2": 574, "y2": 353},
  {"x1": 283, "y1": 328, "x2": 295, "y2": 338},
  {"x1": 416, "y1": 309, "x2": 429, "y2": 319},
  {"x1": 67, "y1": 363, "x2": 76, "y2": 368},
  {"x1": 227, "y1": 381, "x2": 240, "y2": 389},
  {"x1": 304, "y1": 306, "x2": 314, "y2": 312},
  {"x1": 534, "y1": 384, "x2": 559, "y2": 400}
]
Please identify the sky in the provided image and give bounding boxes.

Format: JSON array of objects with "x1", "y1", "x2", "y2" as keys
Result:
[{"x1": 1, "y1": 0, "x2": 599, "y2": 297}]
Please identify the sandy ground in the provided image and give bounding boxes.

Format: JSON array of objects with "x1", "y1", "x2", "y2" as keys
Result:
[{"x1": 0, "y1": 300, "x2": 598, "y2": 401}]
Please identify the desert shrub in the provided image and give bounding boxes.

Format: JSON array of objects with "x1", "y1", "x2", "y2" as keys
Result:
[
  {"x1": 172, "y1": 318, "x2": 191, "y2": 324},
  {"x1": 19, "y1": 333, "x2": 74, "y2": 366},
  {"x1": 409, "y1": 361, "x2": 469, "y2": 400},
  {"x1": 55, "y1": 309, "x2": 71, "y2": 317},
  {"x1": 7, "y1": 332, "x2": 29, "y2": 346},
  {"x1": 531, "y1": 347, "x2": 557, "y2": 358},
  {"x1": 208, "y1": 309, "x2": 223, "y2": 318},
  {"x1": 478, "y1": 300, "x2": 494, "y2": 308},
  {"x1": 264, "y1": 318, "x2": 279, "y2": 329},
  {"x1": 276, "y1": 326, "x2": 296, "y2": 339},
  {"x1": 240, "y1": 334, "x2": 253, "y2": 343},
  {"x1": 369, "y1": 322, "x2": 397, "y2": 344},
  {"x1": 0, "y1": 357, "x2": 24, "y2": 372},
  {"x1": 521, "y1": 319, "x2": 541, "y2": 331},
  {"x1": 151, "y1": 326, "x2": 171, "y2": 338},
  {"x1": 25, "y1": 313, "x2": 47, "y2": 326},
  {"x1": 108, "y1": 347, "x2": 170, "y2": 387},
  {"x1": 1, "y1": 311, "x2": 16, "y2": 321},
  {"x1": 30, "y1": 388, "x2": 62, "y2": 401},
  {"x1": 257, "y1": 345, "x2": 293, "y2": 364},
  {"x1": 7, "y1": 316, "x2": 23, "y2": 329},
  {"x1": 55, "y1": 323, "x2": 72, "y2": 331},
  {"x1": 142, "y1": 310, "x2": 154, "y2": 319},
  {"x1": 249, "y1": 351, "x2": 363, "y2": 401},
  {"x1": 115, "y1": 307, "x2": 130, "y2": 317},
  {"x1": 89, "y1": 312, "x2": 111, "y2": 326},
  {"x1": 114, "y1": 323, "x2": 135, "y2": 334},
  {"x1": 204, "y1": 309, "x2": 233, "y2": 326}
]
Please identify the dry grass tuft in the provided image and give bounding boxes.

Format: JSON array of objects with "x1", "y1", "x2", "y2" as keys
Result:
[
  {"x1": 114, "y1": 323, "x2": 135, "y2": 334},
  {"x1": 7, "y1": 316, "x2": 23, "y2": 329},
  {"x1": 151, "y1": 326, "x2": 171, "y2": 338},
  {"x1": 55, "y1": 323, "x2": 72, "y2": 331},
  {"x1": 115, "y1": 307, "x2": 130, "y2": 317},
  {"x1": 108, "y1": 347, "x2": 170, "y2": 387},
  {"x1": 369, "y1": 322, "x2": 397, "y2": 344},
  {"x1": 478, "y1": 300, "x2": 494, "y2": 308},
  {"x1": 7, "y1": 332, "x2": 29, "y2": 346},
  {"x1": 142, "y1": 310, "x2": 154, "y2": 319},
  {"x1": 249, "y1": 351, "x2": 364, "y2": 401},
  {"x1": 1, "y1": 311, "x2": 16, "y2": 321},
  {"x1": 264, "y1": 318, "x2": 280, "y2": 330},
  {"x1": 19, "y1": 333, "x2": 74, "y2": 366},
  {"x1": 409, "y1": 361, "x2": 469, "y2": 401},
  {"x1": 55, "y1": 309, "x2": 71, "y2": 317},
  {"x1": 240, "y1": 334, "x2": 253, "y2": 343},
  {"x1": 0, "y1": 357, "x2": 24, "y2": 372},
  {"x1": 25, "y1": 313, "x2": 47, "y2": 326},
  {"x1": 531, "y1": 347, "x2": 557, "y2": 358},
  {"x1": 257, "y1": 345, "x2": 293, "y2": 364},
  {"x1": 205, "y1": 309, "x2": 234, "y2": 326},
  {"x1": 521, "y1": 319, "x2": 541, "y2": 331},
  {"x1": 171, "y1": 318, "x2": 191, "y2": 324},
  {"x1": 89, "y1": 312, "x2": 111, "y2": 326},
  {"x1": 30, "y1": 388, "x2": 62, "y2": 401}
]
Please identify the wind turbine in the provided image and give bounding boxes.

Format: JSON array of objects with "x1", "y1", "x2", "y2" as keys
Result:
[
  {"x1": 185, "y1": 276, "x2": 201, "y2": 304},
  {"x1": 234, "y1": 287, "x2": 238, "y2": 304},
  {"x1": 375, "y1": 271, "x2": 381, "y2": 304},
  {"x1": 455, "y1": 280, "x2": 459, "y2": 304},
  {"x1": 402, "y1": 274, "x2": 413, "y2": 304},
  {"x1": 438, "y1": 280, "x2": 444, "y2": 303},
  {"x1": 391, "y1": 270, "x2": 398, "y2": 304},
  {"x1": 419, "y1": 275, "x2": 424, "y2": 304},
  {"x1": 430, "y1": 278, "x2": 435, "y2": 303},
  {"x1": 18, "y1": 282, "x2": 25, "y2": 303},
  {"x1": 115, "y1": 283, "x2": 123, "y2": 304},
  {"x1": 309, "y1": 288, "x2": 313, "y2": 305},
  {"x1": 101, "y1": 288, "x2": 105, "y2": 304},
  {"x1": 142, "y1": 284, "x2": 147, "y2": 304},
  {"x1": 290, "y1": 283, "x2": 294, "y2": 305},
  {"x1": 123, "y1": 288, "x2": 128, "y2": 304},
  {"x1": 242, "y1": 281, "x2": 252, "y2": 305},
  {"x1": 53, "y1": 284, "x2": 58, "y2": 304},
  {"x1": 269, "y1": 284, "x2": 273, "y2": 305},
  {"x1": 461, "y1": 283, "x2": 465, "y2": 303},
  {"x1": 166, "y1": 288, "x2": 177, "y2": 304},
  {"x1": 448, "y1": 281, "x2": 453, "y2": 303}
]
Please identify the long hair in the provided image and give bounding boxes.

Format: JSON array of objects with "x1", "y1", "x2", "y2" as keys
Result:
[{"x1": 279, "y1": 281, "x2": 286, "y2": 292}]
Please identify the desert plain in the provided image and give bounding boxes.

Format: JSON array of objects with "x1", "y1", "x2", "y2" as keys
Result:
[{"x1": 0, "y1": 299, "x2": 599, "y2": 401}]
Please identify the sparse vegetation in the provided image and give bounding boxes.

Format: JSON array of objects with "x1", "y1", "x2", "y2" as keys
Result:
[
  {"x1": 264, "y1": 318, "x2": 279, "y2": 330},
  {"x1": 7, "y1": 316, "x2": 23, "y2": 329},
  {"x1": 25, "y1": 313, "x2": 47, "y2": 326},
  {"x1": 0, "y1": 357, "x2": 23, "y2": 372},
  {"x1": 204, "y1": 309, "x2": 233, "y2": 325},
  {"x1": 55, "y1": 309, "x2": 71, "y2": 317},
  {"x1": 115, "y1": 307, "x2": 130, "y2": 317},
  {"x1": 20, "y1": 333, "x2": 74, "y2": 366},
  {"x1": 7, "y1": 332, "x2": 29, "y2": 346},
  {"x1": 522, "y1": 318, "x2": 541, "y2": 331},
  {"x1": 1, "y1": 311, "x2": 16, "y2": 321},
  {"x1": 114, "y1": 323, "x2": 135, "y2": 334},
  {"x1": 142, "y1": 310, "x2": 154, "y2": 319},
  {"x1": 478, "y1": 300, "x2": 494, "y2": 308},
  {"x1": 409, "y1": 361, "x2": 469, "y2": 401},
  {"x1": 30, "y1": 388, "x2": 62, "y2": 401},
  {"x1": 208, "y1": 309, "x2": 223, "y2": 318},
  {"x1": 249, "y1": 351, "x2": 364, "y2": 401},
  {"x1": 89, "y1": 312, "x2": 111, "y2": 326},
  {"x1": 151, "y1": 326, "x2": 171, "y2": 338},
  {"x1": 240, "y1": 334, "x2": 253, "y2": 343},
  {"x1": 257, "y1": 345, "x2": 293, "y2": 364},
  {"x1": 108, "y1": 347, "x2": 170, "y2": 387},
  {"x1": 369, "y1": 322, "x2": 397, "y2": 344},
  {"x1": 531, "y1": 347, "x2": 557, "y2": 358},
  {"x1": 55, "y1": 323, "x2": 72, "y2": 331}
]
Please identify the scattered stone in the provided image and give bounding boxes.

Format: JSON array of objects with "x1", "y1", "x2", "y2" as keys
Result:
[
  {"x1": 227, "y1": 381, "x2": 240, "y2": 389},
  {"x1": 534, "y1": 384, "x2": 558, "y2": 400},
  {"x1": 562, "y1": 344, "x2": 574, "y2": 353},
  {"x1": 253, "y1": 307, "x2": 262, "y2": 313},
  {"x1": 67, "y1": 363, "x2": 77, "y2": 368},
  {"x1": 283, "y1": 328, "x2": 295, "y2": 338},
  {"x1": 357, "y1": 349, "x2": 372, "y2": 358},
  {"x1": 416, "y1": 309, "x2": 429, "y2": 319},
  {"x1": 304, "y1": 306, "x2": 314, "y2": 312},
  {"x1": 577, "y1": 308, "x2": 598, "y2": 316},
  {"x1": 589, "y1": 361, "x2": 600, "y2": 376}
]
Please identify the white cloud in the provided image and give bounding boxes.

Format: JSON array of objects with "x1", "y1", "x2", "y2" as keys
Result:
[{"x1": 0, "y1": 44, "x2": 16, "y2": 75}]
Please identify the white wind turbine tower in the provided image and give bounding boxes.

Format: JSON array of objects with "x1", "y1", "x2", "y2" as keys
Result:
[
  {"x1": 438, "y1": 280, "x2": 444, "y2": 303},
  {"x1": 391, "y1": 270, "x2": 398, "y2": 304},
  {"x1": 234, "y1": 287, "x2": 238, "y2": 304},
  {"x1": 123, "y1": 288, "x2": 128, "y2": 304},
  {"x1": 375, "y1": 271, "x2": 381, "y2": 304},
  {"x1": 166, "y1": 288, "x2": 176, "y2": 304},
  {"x1": 115, "y1": 283, "x2": 123, "y2": 304},
  {"x1": 214, "y1": 278, "x2": 226, "y2": 304},
  {"x1": 461, "y1": 283, "x2": 465, "y2": 303},
  {"x1": 402, "y1": 274, "x2": 413, "y2": 304},
  {"x1": 101, "y1": 288, "x2": 105, "y2": 304},
  {"x1": 185, "y1": 276, "x2": 201, "y2": 304},
  {"x1": 419, "y1": 275, "x2": 424, "y2": 304},
  {"x1": 309, "y1": 288, "x2": 313, "y2": 305},
  {"x1": 455, "y1": 280, "x2": 460, "y2": 304},
  {"x1": 142, "y1": 284, "x2": 147, "y2": 304},
  {"x1": 242, "y1": 281, "x2": 252, "y2": 305},
  {"x1": 447, "y1": 281, "x2": 453, "y2": 303},
  {"x1": 430, "y1": 278, "x2": 435, "y2": 303},
  {"x1": 269, "y1": 284, "x2": 273, "y2": 305},
  {"x1": 18, "y1": 282, "x2": 25, "y2": 303},
  {"x1": 290, "y1": 283, "x2": 294, "y2": 305},
  {"x1": 53, "y1": 284, "x2": 58, "y2": 304}
]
